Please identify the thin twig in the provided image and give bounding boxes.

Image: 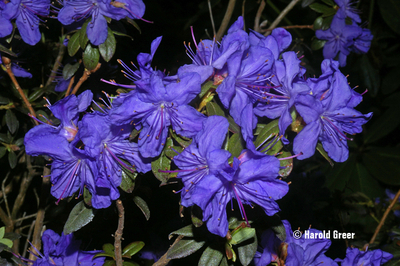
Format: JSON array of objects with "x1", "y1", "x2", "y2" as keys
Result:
[
  {"x1": 216, "y1": 0, "x2": 236, "y2": 41},
  {"x1": 45, "y1": 43, "x2": 66, "y2": 88},
  {"x1": 2, "y1": 57, "x2": 39, "y2": 125},
  {"x1": 69, "y1": 63, "x2": 101, "y2": 96},
  {"x1": 242, "y1": 0, "x2": 246, "y2": 29},
  {"x1": 14, "y1": 212, "x2": 38, "y2": 223},
  {"x1": 369, "y1": 188, "x2": 400, "y2": 244},
  {"x1": 262, "y1": 24, "x2": 314, "y2": 32},
  {"x1": 0, "y1": 182, "x2": 13, "y2": 200},
  {"x1": 64, "y1": 76, "x2": 75, "y2": 97},
  {"x1": 153, "y1": 235, "x2": 184, "y2": 266},
  {"x1": 264, "y1": 0, "x2": 301, "y2": 36},
  {"x1": 23, "y1": 220, "x2": 36, "y2": 258},
  {"x1": 208, "y1": 0, "x2": 216, "y2": 37},
  {"x1": 29, "y1": 166, "x2": 50, "y2": 262},
  {"x1": 2, "y1": 172, "x2": 11, "y2": 219},
  {"x1": 254, "y1": 0, "x2": 266, "y2": 32},
  {"x1": 114, "y1": 200, "x2": 125, "y2": 266}
]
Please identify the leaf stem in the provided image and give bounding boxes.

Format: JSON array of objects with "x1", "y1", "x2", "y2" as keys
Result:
[{"x1": 153, "y1": 235, "x2": 184, "y2": 266}]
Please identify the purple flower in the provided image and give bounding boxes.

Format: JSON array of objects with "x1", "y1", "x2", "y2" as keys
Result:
[
  {"x1": 58, "y1": 0, "x2": 125, "y2": 45},
  {"x1": 249, "y1": 27, "x2": 292, "y2": 60},
  {"x1": 110, "y1": 72, "x2": 205, "y2": 158},
  {"x1": 190, "y1": 150, "x2": 287, "y2": 237},
  {"x1": 293, "y1": 59, "x2": 372, "y2": 162},
  {"x1": 172, "y1": 116, "x2": 231, "y2": 207},
  {"x1": 0, "y1": 3, "x2": 13, "y2": 38},
  {"x1": 335, "y1": 247, "x2": 393, "y2": 266},
  {"x1": 31, "y1": 229, "x2": 105, "y2": 266},
  {"x1": 315, "y1": 16, "x2": 362, "y2": 67},
  {"x1": 334, "y1": 0, "x2": 361, "y2": 23},
  {"x1": 351, "y1": 28, "x2": 373, "y2": 54},
  {"x1": 3, "y1": 0, "x2": 50, "y2": 45},
  {"x1": 0, "y1": 54, "x2": 32, "y2": 78}
]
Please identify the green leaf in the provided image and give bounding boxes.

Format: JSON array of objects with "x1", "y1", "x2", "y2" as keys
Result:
[
  {"x1": 358, "y1": 55, "x2": 380, "y2": 97},
  {"x1": 169, "y1": 225, "x2": 194, "y2": 240},
  {"x1": 272, "y1": 222, "x2": 287, "y2": 242},
  {"x1": 311, "y1": 39, "x2": 327, "y2": 50},
  {"x1": 165, "y1": 145, "x2": 183, "y2": 159},
  {"x1": 125, "y1": 17, "x2": 141, "y2": 34},
  {"x1": 309, "y1": 3, "x2": 335, "y2": 14},
  {"x1": 99, "y1": 28, "x2": 116, "y2": 62},
  {"x1": 79, "y1": 19, "x2": 90, "y2": 49},
  {"x1": 238, "y1": 236, "x2": 257, "y2": 266},
  {"x1": 123, "y1": 262, "x2": 139, "y2": 266},
  {"x1": 8, "y1": 151, "x2": 17, "y2": 169},
  {"x1": 230, "y1": 227, "x2": 255, "y2": 245},
  {"x1": 103, "y1": 260, "x2": 116, "y2": 266},
  {"x1": 301, "y1": 0, "x2": 316, "y2": 8},
  {"x1": 321, "y1": 0, "x2": 335, "y2": 6},
  {"x1": 112, "y1": 31, "x2": 134, "y2": 41},
  {"x1": 0, "y1": 239, "x2": 13, "y2": 248},
  {"x1": 326, "y1": 155, "x2": 356, "y2": 191},
  {"x1": 199, "y1": 80, "x2": 215, "y2": 98},
  {"x1": 322, "y1": 15, "x2": 334, "y2": 30},
  {"x1": 120, "y1": 167, "x2": 137, "y2": 193},
  {"x1": 63, "y1": 62, "x2": 80, "y2": 80},
  {"x1": 63, "y1": 201, "x2": 95, "y2": 235},
  {"x1": 316, "y1": 143, "x2": 334, "y2": 167},
  {"x1": 167, "y1": 239, "x2": 205, "y2": 259},
  {"x1": 254, "y1": 119, "x2": 279, "y2": 148},
  {"x1": 170, "y1": 129, "x2": 192, "y2": 148},
  {"x1": 83, "y1": 44, "x2": 100, "y2": 71},
  {"x1": 364, "y1": 105, "x2": 400, "y2": 143},
  {"x1": 0, "y1": 147, "x2": 6, "y2": 159},
  {"x1": 0, "y1": 95, "x2": 10, "y2": 105},
  {"x1": 0, "y1": 227, "x2": 5, "y2": 239},
  {"x1": 83, "y1": 187, "x2": 92, "y2": 206},
  {"x1": 346, "y1": 162, "x2": 383, "y2": 198},
  {"x1": 199, "y1": 246, "x2": 224, "y2": 266},
  {"x1": 206, "y1": 101, "x2": 225, "y2": 117},
  {"x1": 6, "y1": 109, "x2": 18, "y2": 134},
  {"x1": 219, "y1": 256, "x2": 228, "y2": 266},
  {"x1": 122, "y1": 241, "x2": 145, "y2": 256},
  {"x1": 133, "y1": 196, "x2": 150, "y2": 221},
  {"x1": 363, "y1": 147, "x2": 400, "y2": 186},
  {"x1": 68, "y1": 32, "x2": 80, "y2": 57},
  {"x1": 378, "y1": 0, "x2": 400, "y2": 35},
  {"x1": 28, "y1": 86, "x2": 49, "y2": 102},
  {"x1": 227, "y1": 133, "x2": 243, "y2": 160},
  {"x1": 0, "y1": 44, "x2": 17, "y2": 57},
  {"x1": 228, "y1": 217, "x2": 242, "y2": 230},
  {"x1": 93, "y1": 252, "x2": 115, "y2": 259},
  {"x1": 227, "y1": 116, "x2": 240, "y2": 134},
  {"x1": 151, "y1": 150, "x2": 171, "y2": 184},
  {"x1": 313, "y1": 16, "x2": 323, "y2": 30}
]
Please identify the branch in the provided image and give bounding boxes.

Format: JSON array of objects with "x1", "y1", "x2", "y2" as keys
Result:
[
  {"x1": 2, "y1": 57, "x2": 39, "y2": 125},
  {"x1": 153, "y1": 235, "x2": 184, "y2": 266},
  {"x1": 254, "y1": 0, "x2": 266, "y2": 32},
  {"x1": 68, "y1": 63, "x2": 101, "y2": 96},
  {"x1": 207, "y1": 0, "x2": 216, "y2": 37},
  {"x1": 45, "y1": 43, "x2": 66, "y2": 88},
  {"x1": 28, "y1": 166, "x2": 50, "y2": 262},
  {"x1": 114, "y1": 200, "x2": 125, "y2": 266},
  {"x1": 369, "y1": 188, "x2": 400, "y2": 244},
  {"x1": 264, "y1": 0, "x2": 301, "y2": 36},
  {"x1": 216, "y1": 0, "x2": 236, "y2": 42}
]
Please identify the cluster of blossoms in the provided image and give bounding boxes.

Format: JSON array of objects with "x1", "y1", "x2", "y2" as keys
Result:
[
  {"x1": 254, "y1": 220, "x2": 393, "y2": 266},
  {"x1": 315, "y1": 0, "x2": 373, "y2": 67},
  {"x1": 19, "y1": 229, "x2": 105, "y2": 265},
  {"x1": 0, "y1": 0, "x2": 50, "y2": 45}
]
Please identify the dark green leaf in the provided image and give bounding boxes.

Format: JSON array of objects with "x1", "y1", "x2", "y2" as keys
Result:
[
  {"x1": 165, "y1": 145, "x2": 183, "y2": 159},
  {"x1": 123, "y1": 261, "x2": 139, "y2": 266},
  {"x1": 378, "y1": 0, "x2": 400, "y2": 35},
  {"x1": 254, "y1": 120, "x2": 279, "y2": 148},
  {"x1": 79, "y1": 19, "x2": 90, "y2": 49},
  {"x1": 36, "y1": 110, "x2": 50, "y2": 124},
  {"x1": 219, "y1": 257, "x2": 228, "y2": 266},
  {"x1": 316, "y1": 143, "x2": 334, "y2": 167},
  {"x1": 302, "y1": 0, "x2": 315, "y2": 8},
  {"x1": 230, "y1": 227, "x2": 255, "y2": 245},
  {"x1": 313, "y1": 16, "x2": 323, "y2": 30},
  {"x1": 151, "y1": 151, "x2": 171, "y2": 184},
  {"x1": 103, "y1": 260, "x2": 116, "y2": 266},
  {"x1": 8, "y1": 151, "x2": 17, "y2": 169},
  {"x1": 364, "y1": 105, "x2": 400, "y2": 143},
  {"x1": 5, "y1": 109, "x2": 18, "y2": 134},
  {"x1": 382, "y1": 67, "x2": 400, "y2": 95},
  {"x1": 112, "y1": 31, "x2": 134, "y2": 41},
  {"x1": 169, "y1": 225, "x2": 194, "y2": 240},
  {"x1": 0, "y1": 44, "x2": 17, "y2": 57},
  {"x1": 170, "y1": 129, "x2": 192, "y2": 148},
  {"x1": 227, "y1": 133, "x2": 243, "y2": 160},
  {"x1": 277, "y1": 151, "x2": 293, "y2": 178},
  {"x1": 227, "y1": 116, "x2": 240, "y2": 134},
  {"x1": 0, "y1": 133, "x2": 10, "y2": 143},
  {"x1": 63, "y1": 201, "x2": 95, "y2": 235},
  {"x1": 0, "y1": 95, "x2": 10, "y2": 105},
  {"x1": 68, "y1": 32, "x2": 80, "y2": 57},
  {"x1": 83, "y1": 187, "x2": 92, "y2": 207},
  {"x1": 309, "y1": 3, "x2": 335, "y2": 14},
  {"x1": 326, "y1": 155, "x2": 356, "y2": 191},
  {"x1": 133, "y1": 196, "x2": 150, "y2": 221},
  {"x1": 93, "y1": 252, "x2": 114, "y2": 259},
  {"x1": 363, "y1": 147, "x2": 400, "y2": 186},
  {"x1": 199, "y1": 80, "x2": 215, "y2": 98},
  {"x1": 346, "y1": 163, "x2": 383, "y2": 198},
  {"x1": 3, "y1": 232, "x2": 20, "y2": 241},
  {"x1": 122, "y1": 241, "x2": 145, "y2": 256},
  {"x1": 311, "y1": 39, "x2": 327, "y2": 50},
  {"x1": 272, "y1": 222, "x2": 287, "y2": 242},
  {"x1": 28, "y1": 86, "x2": 48, "y2": 102},
  {"x1": 103, "y1": 243, "x2": 115, "y2": 255},
  {"x1": 206, "y1": 101, "x2": 225, "y2": 117},
  {"x1": 383, "y1": 92, "x2": 400, "y2": 107},
  {"x1": 321, "y1": 0, "x2": 335, "y2": 6},
  {"x1": 63, "y1": 62, "x2": 80, "y2": 80},
  {"x1": 120, "y1": 167, "x2": 137, "y2": 193},
  {"x1": 0, "y1": 147, "x2": 6, "y2": 159},
  {"x1": 167, "y1": 239, "x2": 205, "y2": 259},
  {"x1": 99, "y1": 28, "x2": 116, "y2": 62},
  {"x1": 125, "y1": 17, "x2": 141, "y2": 34},
  {"x1": 358, "y1": 55, "x2": 380, "y2": 97},
  {"x1": 199, "y1": 247, "x2": 224, "y2": 266},
  {"x1": 0, "y1": 227, "x2": 4, "y2": 239},
  {"x1": 238, "y1": 236, "x2": 257, "y2": 266},
  {"x1": 322, "y1": 15, "x2": 334, "y2": 30},
  {"x1": 191, "y1": 207, "x2": 203, "y2": 227},
  {"x1": 83, "y1": 44, "x2": 100, "y2": 71}
]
